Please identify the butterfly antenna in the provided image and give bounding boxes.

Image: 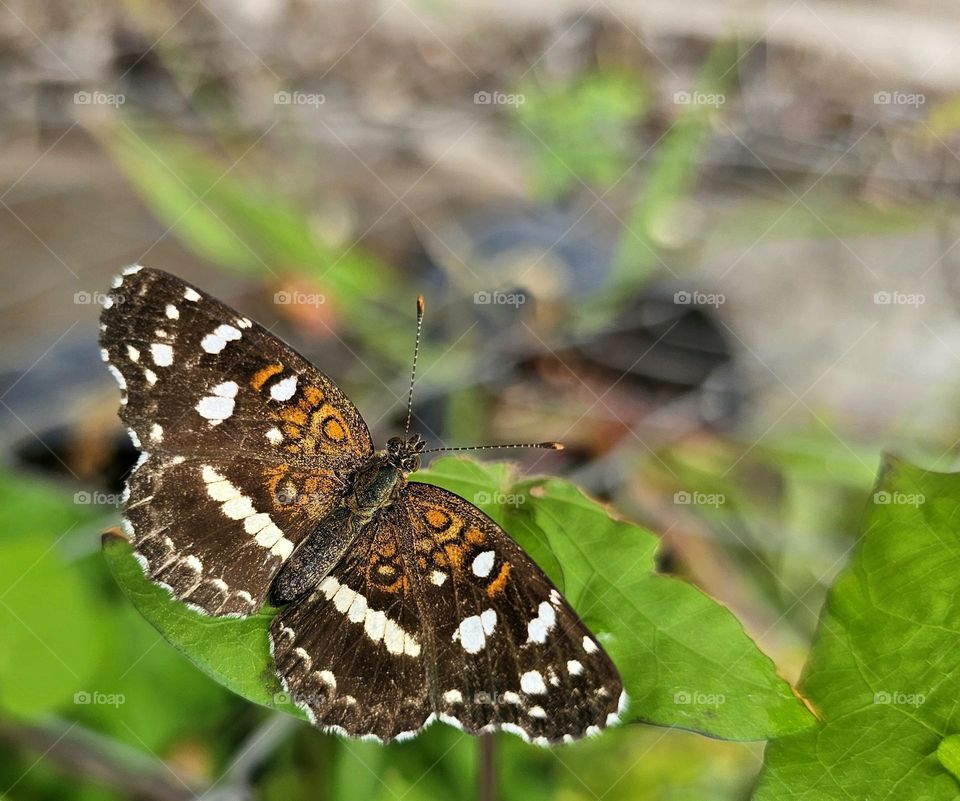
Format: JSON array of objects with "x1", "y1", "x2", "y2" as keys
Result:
[
  {"x1": 422, "y1": 442, "x2": 564, "y2": 454},
  {"x1": 404, "y1": 294, "x2": 425, "y2": 438}
]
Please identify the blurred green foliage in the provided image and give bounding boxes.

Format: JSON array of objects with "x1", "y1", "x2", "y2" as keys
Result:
[{"x1": 514, "y1": 70, "x2": 650, "y2": 200}]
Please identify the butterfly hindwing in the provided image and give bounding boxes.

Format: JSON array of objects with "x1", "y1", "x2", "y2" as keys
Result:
[
  {"x1": 100, "y1": 266, "x2": 374, "y2": 615},
  {"x1": 271, "y1": 481, "x2": 625, "y2": 744},
  {"x1": 403, "y1": 482, "x2": 625, "y2": 744},
  {"x1": 270, "y1": 505, "x2": 434, "y2": 740}
]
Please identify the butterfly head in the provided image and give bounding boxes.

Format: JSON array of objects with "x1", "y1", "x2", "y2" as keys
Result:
[{"x1": 385, "y1": 434, "x2": 426, "y2": 474}]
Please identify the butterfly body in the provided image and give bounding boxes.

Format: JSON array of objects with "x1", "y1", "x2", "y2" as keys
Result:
[
  {"x1": 271, "y1": 435, "x2": 424, "y2": 605},
  {"x1": 100, "y1": 266, "x2": 625, "y2": 745}
]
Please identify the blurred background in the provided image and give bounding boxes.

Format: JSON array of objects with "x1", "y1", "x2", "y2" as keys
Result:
[{"x1": 2, "y1": 1, "x2": 959, "y2": 798}]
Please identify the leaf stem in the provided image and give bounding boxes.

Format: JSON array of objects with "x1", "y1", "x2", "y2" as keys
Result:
[{"x1": 477, "y1": 734, "x2": 496, "y2": 801}]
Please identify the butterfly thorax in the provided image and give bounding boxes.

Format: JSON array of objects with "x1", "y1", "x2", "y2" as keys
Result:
[{"x1": 347, "y1": 434, "x2": 425, "y2": 519}]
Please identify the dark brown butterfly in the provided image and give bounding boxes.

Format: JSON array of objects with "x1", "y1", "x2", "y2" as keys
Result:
[{"x1": 100, "y1": 266, "x2": 624, "y2": 744}]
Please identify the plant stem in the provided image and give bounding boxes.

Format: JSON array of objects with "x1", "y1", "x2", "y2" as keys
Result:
[{"x1": 477, "y1": 734, "x2": 496, "y2": 801}]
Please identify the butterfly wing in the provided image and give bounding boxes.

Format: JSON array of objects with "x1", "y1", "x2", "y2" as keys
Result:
[
  {"x1": 270, "y1": 480, "x2": 624, "y2": 744},
  {"x1": 270, "y1": 504, "x2": 434, "y2": 740},
  {"x1": 403, "y1": 482, "x2": 625, "y2": 744},
  {"x1": 100, "y1": 266, "x2": 375, "y2": 615}
]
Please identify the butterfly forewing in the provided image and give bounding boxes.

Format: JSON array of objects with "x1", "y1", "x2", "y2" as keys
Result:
[{"x1": 100, "y1": 266, "x2": 374, "y2": 615}]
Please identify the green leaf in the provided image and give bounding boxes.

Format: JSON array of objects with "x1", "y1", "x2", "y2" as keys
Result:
[
  {"x1": 753, "y1": 456, "x2": 960, "y2": 799},
  {"x1": 102, "y1": 533, "x2": 303, "y2": 720},
  {"x1": 414, "y1": 458, "x2": 814, "y2": 740},
  {"x1": 104, "y1": 457, "x2": 812, "y2": 741}
]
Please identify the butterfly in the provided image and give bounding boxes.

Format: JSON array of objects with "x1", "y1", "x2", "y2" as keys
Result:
[{"x1": 99, "y1": 266, "x2": 625, "y2": 745}]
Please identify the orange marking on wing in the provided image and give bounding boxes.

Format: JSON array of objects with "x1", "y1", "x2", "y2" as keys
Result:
[
  {"x1": 465, "y1": 527, "x2": 486, "y2": 546},
  {"x1": 322, "y1": 416, "x2": 346, "y2": 442},
  {"x1": 251, "y1": 363, "x2": 284, "y2": 390},
  {"x1": 426, "y1": 508, "x2": 451, "y2": 530},
  {"x1": 280, "y1": 407, "x2": 308, "y2": 425},
  {"x1": 486, "y1": 562, "x2": 511, "y2": 597},
  {"x1": 444, "y1": 543, "x2": 464, "y2": 569},
  {"x1": 303, "y1": 385, "x2": 324, "y2": 406}
]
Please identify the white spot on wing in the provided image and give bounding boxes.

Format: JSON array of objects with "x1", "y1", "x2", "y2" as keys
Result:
[
  {"x1": 150, "y1": 343, "x2": 173, "y2": 366},
  {"x1": 318, "y1": 670, "x2": 336, "y2": 689},
  {"x1": 126, "y1": 345, "x2": 140, "y2": 362},
  {"x1": 443, "y1": 689, "x2": 463, "y2": 704},
  {"x1": 520, "y1": 670, "x2": 547, "y2": 695},
  {"x1": 201, "y1": 465, "x2": 293, "y2": 559},
  {"x1": 430, "y1": 570, "x2": 447, "y2": 586},
  {"x1": 150, "y1": 423, "x2": 163, "y2": 443},
  {"x1": 527, "y1": 600, "x2": 557, "y2": 644},
  {"x1": 195, "y1": 381, "x2": 239, "y2": 424},
  {"x1": 184, "y1": 287, "x2": 201, "y2": 301},
  {"x1": 270, "y1": 375, "x2": 298, "y2": 401},
  {"x1": 583, "y1": 636, "x2": 599, "y2": 654},
  {"x1": 527, "y1": 706, "x2": 547, "y2": 718},
  {"x1": 455, "y1": 615, "x2": 486, "y2": 654},
  {"x1": 265, "y1": 427, "x2": 283, "y2": 445},
  {"x1": 471, "y1": 550, "x2": 495, "y2": 578},
  {"x1": 144, "y1": 368, "x2": 157, "y2": 385},
  {"x1": 165, "y1": 304, "x2": 179, "y2": 319},
  {"x1": 567, "y1": 659, "x2": 583, "y2": 676}
]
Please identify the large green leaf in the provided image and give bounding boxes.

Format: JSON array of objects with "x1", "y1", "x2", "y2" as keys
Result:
[
  {"x1": 753, "y1": 456, "x2": 960, "y2": 798},
  {"x1": 104, "y1": 457, "x2": 813, "y2": 741}
]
